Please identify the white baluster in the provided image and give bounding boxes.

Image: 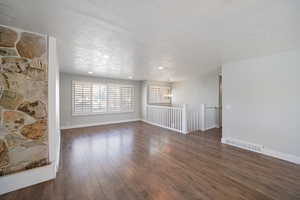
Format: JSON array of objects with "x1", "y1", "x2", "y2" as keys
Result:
[
  {"x1": 201, "y1": 104, "x2": 206, "y2": 131},
  {"x1": 175, "y1": 109, "x2": 177, "y2": 130},
  {"x1": 197, "y1": 112, "x2": 199, "y2": 131},
  {"x1": 161, "y1": 108, "x2": 163, "y2": 126},
  {"x1": 179, "y1": 110, "x2": 182, "y2": 131}
]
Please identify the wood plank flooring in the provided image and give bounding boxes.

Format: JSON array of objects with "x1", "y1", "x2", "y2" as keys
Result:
[{"x1": 1, "y1": 121, "x2": 300, "y2": 200}]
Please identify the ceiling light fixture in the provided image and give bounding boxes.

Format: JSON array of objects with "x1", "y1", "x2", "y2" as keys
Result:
[
  {"x1": 128, "y1": 76, "x2": 133, "y2": 79},
  {"x1": 88, "y1": 71, "x2": 93, "y2": 74},
  {"x1": 158, "y1": 66, "x2": 164, "y2": 70},
  {"x1": 103, "y1": 55, "x2": 109, "y2": 59}
]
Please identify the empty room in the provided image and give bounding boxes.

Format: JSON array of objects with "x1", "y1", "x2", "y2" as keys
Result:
[{"x1": 0, "y1": 0, "x2": 300, "y2": 199}]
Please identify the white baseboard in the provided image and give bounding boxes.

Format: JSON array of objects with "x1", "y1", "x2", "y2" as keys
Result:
[
  {"x1": 221, "y1": 137, "x2": 300, "y2": 165},
  {"x1": 60, "y1": 119, "x2": 141, "y2": 130},
  {"x1": 263, "y1": 148, "x2": 300, "y2": 165},
  {"x1": 0, "y1": 163, "x2": 56, "y2": 195},
  {"x1": 202, "y1": 124, "x2": 219, "y2": 131}
]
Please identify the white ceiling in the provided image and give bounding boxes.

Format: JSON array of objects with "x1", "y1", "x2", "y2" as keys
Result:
[{"x1": 1, "y1": 0, "x2": 300, "y2": 81}]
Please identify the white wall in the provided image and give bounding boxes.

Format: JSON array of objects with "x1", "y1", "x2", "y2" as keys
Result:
[
  {"x1": 141, "y1": 80, "x2": 172, "y2": 120},
  {"x1": 172, "y1": 71, "x2": 219, "y2": 110},
  {"x1": 172, "y1": 70, "x2": 219, "y2": 130},
  {"x1": 60, "y1": 73, "x2": 142, "y2": 129},
  {"x1": 222, "y1": 49, "x2": 300, "y2": 161}
]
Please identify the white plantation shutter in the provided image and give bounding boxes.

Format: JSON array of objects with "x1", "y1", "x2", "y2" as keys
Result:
[
  {"x1": 72, "y1": 81, "x2": 134, "y2": 115},
  {"x1": 108, "y1": 85, "x2": 121, "y2": 112},
  {"x1": 121, "y1": 86, "x2": 134, "y2": 112},
  {"x1": 72, "y1": 81, "x2": 92, "y2": 113},
  {"x1": 92, "y1": 84, "x2": 107, "y2": 113}
]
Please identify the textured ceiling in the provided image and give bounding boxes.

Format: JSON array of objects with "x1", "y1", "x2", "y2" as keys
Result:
[{"x1": 1, "y1": 0, "x2": 300, "y2": 81}]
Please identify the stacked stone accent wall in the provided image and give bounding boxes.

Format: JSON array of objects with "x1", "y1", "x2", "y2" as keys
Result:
[{"x1": 0, "y1": 25, "x2": 48, "y2": 176}]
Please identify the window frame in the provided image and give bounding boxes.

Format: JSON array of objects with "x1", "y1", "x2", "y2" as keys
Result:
[
  {"x1": 72, "y1": 80, "x2": 135, "y2": 116},
  {"x1": 148, "y1": 85, "x2": 172, "y2": 104}
]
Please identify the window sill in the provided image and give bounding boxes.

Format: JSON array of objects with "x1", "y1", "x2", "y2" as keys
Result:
[{"x1": 72, "y1": 111, "x2": 134, "y2": 116}]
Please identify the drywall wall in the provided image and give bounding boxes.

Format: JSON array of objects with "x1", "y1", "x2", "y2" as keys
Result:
[
  {"x1": 172, "y1": 71, "x2": 219, "y2": 110},
  {"x1": 172, "y1": 70, "x2": 219, "y2": 130},
  {"x1": 222, "y1": 49, "x2": 300, "y2": 160},
  {"x1": 141, "y1": 80, "x2": 172, "y2": 120},
  {"x1": 60, "y1": 73, "x2": 142, "y2": 129}
]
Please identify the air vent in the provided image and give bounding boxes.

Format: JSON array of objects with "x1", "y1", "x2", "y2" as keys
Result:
[{"x1": 225, "y1": 138, "x2": 264, "y2": 153}]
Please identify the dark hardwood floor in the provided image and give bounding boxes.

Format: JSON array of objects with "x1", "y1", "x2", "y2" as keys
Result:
[{"x1": 1, "y1": 121, "x2": 300, "y2": 200}]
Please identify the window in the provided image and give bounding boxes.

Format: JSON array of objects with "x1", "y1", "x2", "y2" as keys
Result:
[
  {"x1": 72, "y1": 81, "x2": 134, "y2": 115},
  {"x1": 148, "y1": 85, "x2": 171, "y2": 104}
]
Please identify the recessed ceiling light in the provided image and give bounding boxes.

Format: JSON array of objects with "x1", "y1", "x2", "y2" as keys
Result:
[
  {"x1": 88, "y1": 71, "x2": 93, "y2": 74},
  {"x1": 158, "y1": 66, "x2": 164, "y2": 70},
  {"x1": 128, "y1": 76, "x2": 133, "y2": 79},
  {"x1": 103, "y1": 55, "x2": 109, "y2": 59}
]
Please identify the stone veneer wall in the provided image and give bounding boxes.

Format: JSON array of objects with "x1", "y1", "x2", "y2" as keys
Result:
[{"x1": 0, "y1": 25, "x2": 48, "y2": 176}]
